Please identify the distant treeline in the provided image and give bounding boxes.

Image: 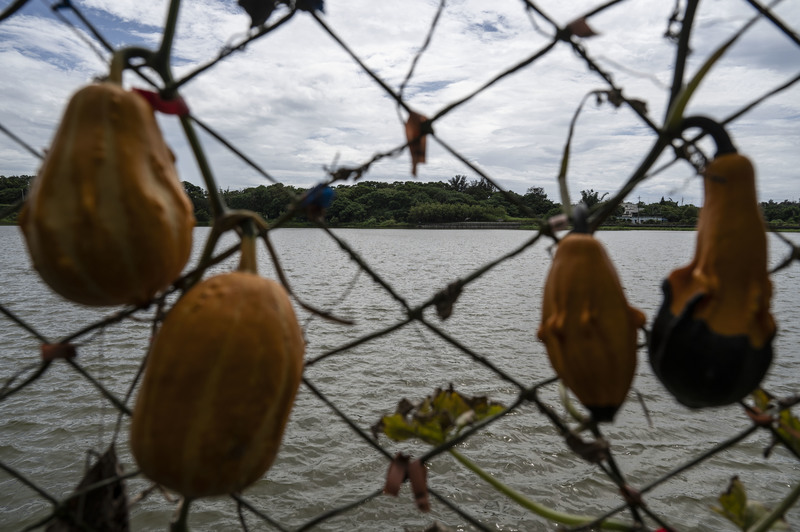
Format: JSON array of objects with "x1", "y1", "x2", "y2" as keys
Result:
[
  {"x1": 2, "y1": 174, "x2": 799, "y2": 227},
  {"x1": 188, "y1": 176, "x2": 563, "y2": 226}
]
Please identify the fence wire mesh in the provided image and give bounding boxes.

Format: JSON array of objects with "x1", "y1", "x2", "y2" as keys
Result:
[{"x1": 1, "y1": 0, "x2": 800, "y2": 530}]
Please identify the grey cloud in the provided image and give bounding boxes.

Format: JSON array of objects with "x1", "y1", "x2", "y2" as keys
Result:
[{"x1": 0, "y1": 0, "x2": 798, "y2": 207}]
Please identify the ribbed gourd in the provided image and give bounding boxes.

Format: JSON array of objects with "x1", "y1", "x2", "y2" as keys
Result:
[
  {"x1": 19, "y1": 65, "x2": 194, "y2": 307},
  {"x1": 538, "y1": 210, "x2": 646, "y2": 422},
  {"x1": 130, "y1": 232, "x2": 305, "y2": 499},
  {"x1": 648, "y1": 116, "x2": 775, "y2": 408}
]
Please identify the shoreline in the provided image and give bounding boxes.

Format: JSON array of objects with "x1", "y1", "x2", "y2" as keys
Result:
[{"x1": 3, "y1": 221, "x2": 798, "y2": 232}]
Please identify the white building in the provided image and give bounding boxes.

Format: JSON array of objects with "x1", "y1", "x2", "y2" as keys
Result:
[{"x1": 620, "y1": 202, "x2": 667, "y2": 223}]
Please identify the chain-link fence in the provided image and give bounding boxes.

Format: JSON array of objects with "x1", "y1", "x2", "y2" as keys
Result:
[{"x1": 2, "y1": 0, "x2": 800, "y2": 530}]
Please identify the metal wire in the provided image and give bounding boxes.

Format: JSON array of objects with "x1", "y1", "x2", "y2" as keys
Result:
[{"x1": 1, "y1": 0, "x2": 799, "y2": 530}]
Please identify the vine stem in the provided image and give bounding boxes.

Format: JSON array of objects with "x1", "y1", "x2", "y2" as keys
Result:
[
  {"x1": 447, "y1": 448, "x2": 633, "y2": 531},
  {"x1": 153, "y1": 0, "x2": 182, "y2": 91},
  {"x1": 142, "y1": 0, "x2": 227, "y2": 221},
  {"x1": 106, "y1": 0, "x2": 229, "y2": 252},
  {"x1": 748, "y1": 481, "x2": 800, "y2": 532},
  {"x1": 179, "y1": 114, "x2": 227, "y2": 219},
  {"x1": 238, "y1": 220, "x2": 258, "y2": 274},
  {"x1": 665, "y1": 0, "x2": 699, "y2": 120},
  {"x1": 170, "y1": 497, "x2": 193, "y2": 532}
]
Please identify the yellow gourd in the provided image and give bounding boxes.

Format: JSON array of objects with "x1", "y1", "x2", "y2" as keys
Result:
[
  {"x1": 130, "y1": 232, "x2": 305, "y2": 499},
  {"x1": 538, "y1": 219, "x2": 646, "y2": 422},
  {"x1": 649, "y1": 116, "x2": 775, "y2": 408},
  {"x1": 19, "y1": 76, "x2": 194, "y2": 306}
]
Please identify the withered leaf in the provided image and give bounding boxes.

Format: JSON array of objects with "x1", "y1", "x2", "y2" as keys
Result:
[
  {"x1": 46, "y1": 445, "x2": 128, "y2": 531},
  {"x1": 238, "y1": 0, "x2": 278, "y2": 27},
  {"x1": 629, "y1": 98, "x2": 648, "y2": 116},
  {"x1": 41, "y1": 343, "x2": 76, "y2": 361},
  {"x1": 405, "y1": 111, "x2": 429, "y2": 177},
  {"x1": 434, "y1": 281, "x2": 463, "y2": 320},
  {"x1": 566, "y1": 17, "x2": 598, "y2": 38},
  {"x1": 296, "y1": 0, "x2": 324, "y2": 13}
]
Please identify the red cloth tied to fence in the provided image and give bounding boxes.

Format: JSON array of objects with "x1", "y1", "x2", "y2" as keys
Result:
[{"x1": 132, "y1": 88, "x2": 190, "y2": 116}]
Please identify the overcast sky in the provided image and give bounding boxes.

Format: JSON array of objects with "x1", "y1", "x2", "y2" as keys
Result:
[{"x1": 1, "y1": 0, "x2": 798, "y2": 205}]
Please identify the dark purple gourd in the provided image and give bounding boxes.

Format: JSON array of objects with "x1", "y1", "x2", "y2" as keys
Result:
[{"x1": 648, "y1": 116, "x2": 776, "y2": 408}]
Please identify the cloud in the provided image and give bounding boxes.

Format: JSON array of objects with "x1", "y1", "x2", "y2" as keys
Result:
[{"x1": 0, "y1": 0, "x2": 798, "y2": 206}]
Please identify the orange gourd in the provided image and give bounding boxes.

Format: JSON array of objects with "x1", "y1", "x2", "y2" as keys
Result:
[
  {"x1": 19, "y1": 77, "x2": 194, "y2": 306},
  {"x1": 130, "y1": 232, "x2": 305, "y2": 499},
  {"x1": 538, "y1": 216, "x2": 646, "y2": 422},
  {"x1": 649, "y1": 117, "x2": 775, "y2": 408}
]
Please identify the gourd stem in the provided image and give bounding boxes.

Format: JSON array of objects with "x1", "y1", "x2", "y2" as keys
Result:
[
  {"x1": 238, "y1": 221, "x2": 259, "y2": 274},
  {"x1": 108, "y1": 47, "x2": 155, "y2": 84},
  {"x1": 170, "y1": 497, "x2": 192, "y2": 532},
  {"x1": 572, "y1": 203, "x2": 590, "y2": 234},
  {"x1": 109, "y1": 50, "x2": 125, "y2": 84},
  {"x1": 448, "y1": 448, "x2": 633, "y2": 531},
  {"x1": 559, "y1": 381, "x2": 589, "y2": 423},
  {"x1": 679, "y1": 115, "x2": 737, "y2": 157},
  {"x1": 150, "y1": 0, "x2": 225, "y2": 214},
  {"x1": 153, "y1": 0, "x2": 182, "y2": 94}
]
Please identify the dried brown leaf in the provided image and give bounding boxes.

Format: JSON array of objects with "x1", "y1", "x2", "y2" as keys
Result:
[
  {"x1": 405, "y1": 111, "x2": 429, "y2": 176},
  {"x1": 567, "y1": 17, "x2": 598, "y2": 38},
  {"x1": 46, "y1": 445, "x2": 128, "y2": 531}
]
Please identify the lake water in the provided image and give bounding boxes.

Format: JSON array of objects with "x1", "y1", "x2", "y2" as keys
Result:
[{"x1": 1, "y1": 226, "x2": 799, "y2": 531}]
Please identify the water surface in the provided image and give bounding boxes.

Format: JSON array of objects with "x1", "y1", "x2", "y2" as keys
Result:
[{"x1": 1, "y1": 226, "x2": 798, "y2": 531}]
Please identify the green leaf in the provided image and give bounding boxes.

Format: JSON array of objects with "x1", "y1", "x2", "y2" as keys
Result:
[
  {"x1": 752, "y1": 389, "x2": 772, "y2": 411},
  {"x1": 777, "y1": 408, "x2": 800, "y2": 458},
  {"x1": 749, "y1": 389, "x2": 800, "y2": 457},
  {"x1": 712, "y1": 476, "x2": 750, "y2": 529},
  {"x1": 380, "y1": 413, "x2": 420, "y2": 443},
  {"x1": 712, "y1": 477, "x2": 789, "y2": 531}
]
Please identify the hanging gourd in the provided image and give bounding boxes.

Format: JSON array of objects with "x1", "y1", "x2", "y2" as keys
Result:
[
  {"x1": 130, "y1": 229, "x2": 305, "y2": 499},
  {"x1": 648, "y1": 116, "x2": 775, "y2": 409},
  {"x1": 18, "y1": 52, "x2": 194, "y2": 307},
  {"x1": 538, "y1": 207, "x2": 646, "y2": 422}
]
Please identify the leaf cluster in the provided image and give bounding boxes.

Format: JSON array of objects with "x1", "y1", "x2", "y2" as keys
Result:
[{"x1": 372, "y1": 385, "x2": 505, "y2": 446}]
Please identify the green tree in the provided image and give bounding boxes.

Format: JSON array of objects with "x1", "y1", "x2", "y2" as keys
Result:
[
  {"x1": 182, "y1": 181, "x2": 211, "y2": 223},
  {"x1": 447, "y1": 174, "x2": 469, "y2": 192},
  {"x1": 0, "y1": 175, "x2": 33, "y2": 205},
  {"x1": 465, "y1": 177, "x2": 496, "y2": 201},
  {"x1": 761, "y1": 200, "x2": 800, "y2": 225},
  {"x1": 680, "y1": 205, "x2": 699, "y2": 225},
  {"x1": 523, "y1": 186, "x2": 557, "y2": 216},
  {"x1": 486, "y1": 190, "x2": 522, "y2": 218},
  {"x1": 328, "y1": 195, "x2": 367, "y2": 224},
  {"x1": 407, "y1": 202, "x2": 505, "y2": 224},
  {"x1": 259, "y1": 183, "x2": 296, "y2": 219},
  {"x1": 579, "y1": 189, "x2": 609, "y2": 208}
]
